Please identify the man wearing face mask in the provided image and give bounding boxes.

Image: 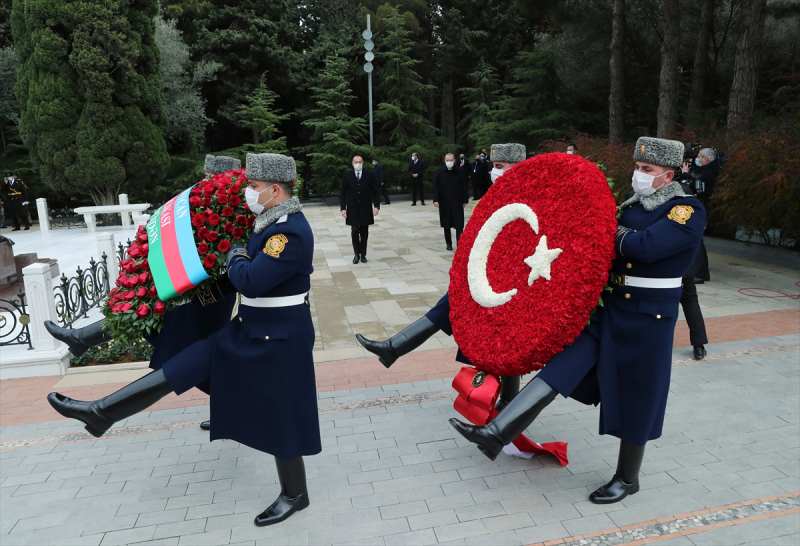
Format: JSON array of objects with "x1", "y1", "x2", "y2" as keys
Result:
[
  {"x1": 48, "y1": 152, "x2": 320, "y2": 527},
  {"x1": 340, "y1": 154, "x2": 380, "y2": 264},
  {"x1": 489, "y1": 143, "x2": 526, "y2": 185},
  {"x1": 44, "y1": 154, "x2": 242, "y2": 432},
  {"x1": 408, "y1": 152, "x2": 426, "y2": 205},
  {"x1": 433, "y1": 153, "x2": 469, "y2": 250},
  {"x1": 449, "y1": 137, "x2": 706, "y2": 505}
]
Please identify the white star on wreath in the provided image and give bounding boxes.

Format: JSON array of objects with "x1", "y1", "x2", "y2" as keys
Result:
[{"x1": 524, "y1": 235, "x2": 562, "y2": 285}]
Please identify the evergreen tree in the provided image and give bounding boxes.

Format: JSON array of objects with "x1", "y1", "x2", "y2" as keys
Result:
[
  {"x1": 458, "y1": 59, "x2": 501, "y2": 151},
  {"x1": 489, "y1": 48, "x2": 569, "y2": 147},
  {"x1": 373, "y1": 5, "x2": 436, "y2": 153},
  {"x1": 155, "y1": 16, "x2": 216, "y2": 154},
  {"x1": 11, "y1": 0, "x2": 168, "y2": 204},
  {"x1": 303, "y1": 49, "x2": 367, "y2": 195},
  {"x1": 0, "y1": 47, "x2": 18, "y2": 154},
  {"x1": 235, "y1": 75, "x2": 290, "y2": 154}
]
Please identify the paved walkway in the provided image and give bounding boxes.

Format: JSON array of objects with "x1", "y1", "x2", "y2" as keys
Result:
[{"x1": 1, "y1": 201, "x2": 799, "y2": 545}]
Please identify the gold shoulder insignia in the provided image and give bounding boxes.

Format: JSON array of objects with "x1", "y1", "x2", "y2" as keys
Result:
[
  {"x1": 667, "y1": 205, "x2": 694, "y2": 225},
  {"x1": 263, "y1": 234, "x2": 288, "y2": 257}
]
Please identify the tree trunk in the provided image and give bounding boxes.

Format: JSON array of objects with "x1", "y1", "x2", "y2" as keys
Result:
[
  {"x1": 608, "y1": 0, "x2": 626, "y2": 144},
  {"x1": 656, "y1": 0, "x2": 681, "y2": 138},
  {"x1": 441, "y1": 78, "x2": 456, "y2": 144},
  {"x1": 727, "y1": 0, "x2": 767, "y2": 132},
  {"x1": 687, "y1": 0, "x2": 715, "y2": 125}
]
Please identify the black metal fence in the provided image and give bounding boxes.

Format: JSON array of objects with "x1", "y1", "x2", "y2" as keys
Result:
[
  {"x1": 53, "y1": 253, "x2": 111, "y2": 327},
  {"x1": 0, "y1": 292, "x2": 32, "y2": 349}
]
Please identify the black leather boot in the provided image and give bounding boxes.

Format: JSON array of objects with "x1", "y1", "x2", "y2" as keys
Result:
[
  {"x1": 44, "y1": 319, "x2": 111, "y2": 356},
  {"x1": 497, "y1": 375, "x2": 520, "y2": 411},
  {"x1": 355, "y1": 317, "x2": 439, "y2": 368},
  {"x1": 199, "y1": 420, "x2": 211, "y2": 431},
  {"x1": 254, "y1": 457, "x2": 310, "y2": 526},
  {"x1": 360, "y1": 254, "x2": 368, "y2": 263},
  {"x1": 47, "y1": 369, "x2": 173, "y2": 437},
  {"x1": 589, "y1": 441, "x2": 645, "y2": 504},
  {"x1": 693, "y1": 345, "x2": 707, "y2": 360},
  {"x1": 449, "y1": 377, "x2": 556, "y2": 461}
]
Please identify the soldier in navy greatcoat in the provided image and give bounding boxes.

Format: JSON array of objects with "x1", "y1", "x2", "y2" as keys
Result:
[
  {"x1": 47, "y1": 152, "x2": 320, "y2": 527},
  {"x1": 449, "y1": 137, "x2": 706, "y2": 504},
  {"x1": 43, "y1": 155, "x2": 242, "y2": 431}
]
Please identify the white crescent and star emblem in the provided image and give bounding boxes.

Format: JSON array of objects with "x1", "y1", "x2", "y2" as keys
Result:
[{"x1": 467, "y1": 203, "x2": 563, "y2": 309}]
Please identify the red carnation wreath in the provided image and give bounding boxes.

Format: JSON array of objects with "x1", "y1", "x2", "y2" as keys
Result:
[
  {"x1": 103, "y1": 169, "x2": 254, "y2": 343},
  {"x1": 448, "y1": 153, "x2": 617, "y2": 376}
]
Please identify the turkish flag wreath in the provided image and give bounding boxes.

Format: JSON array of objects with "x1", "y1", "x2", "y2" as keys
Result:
[{"x1": 448, "y1": 153, "x2": 618, "y2": 464}]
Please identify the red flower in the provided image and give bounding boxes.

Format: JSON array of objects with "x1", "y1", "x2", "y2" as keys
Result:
[
  {"x1": 224, "y1": 223, "x2": 234, "y2": 234},
  {"x1": 191, "y1": 215, "x2": 204, "y2": 228},
  {"x1": 204, "y1": 230, "x2": 219, "y2": 243},
  {"x1": 233, "y1": 227, "x2": 245, "y2": 238},
  {"x1": 197, "y1": 242, "x2": 210, "y2": 255},
  {"x1": 202, "y1": 196, "x2": 212, "y2": 207},
  {"x1": 154, "y1": 301, "x2": 166, "y2": 314},
  {"x1": 123, "y1": 291, "x2": 135, "y2": 301},
  {"x1": 189, "y1": 195, "x2": 202, "y2": 207},
  {"x1": 207, "y1": 213, "x2": 221, "y2": 226},
  {"x1": 135, "y1": 286, "x2": 147, "y2": 298},
  {"x1": 202, "y1": 253, "x2": 218, "y2": 269},
  {"x1": 216, "y1": 192, "x2": 229, "y2": 205},
  {"x1": 447, "y1": 153, "x2": 617, "y2": 377},
  {"x1": 217, "y1": 239, "x2": 231, "y2": 253},
  {"x1": 149, "y1": 286, "x2": 157, "y2": 297},
  {"x1": 236, "y1": 214, "x2": 248, "y2": 226},
  {"x1": 141, "y1": 243, "x2": 148, "y2": 253},
  {"x1": 139, "y1": 272, "x2": 150, "y2": 283},
  {"x1": 221, "y1": 206, "x2": 234, "y2": 217},
  {"x1": 137, "y1": 231, "x2": 148, "y2": 243},
  {"x1": 127, "y1": 245, "x2": 141, "y2": 258},
  {"x1": 112, "y1": 303, "x2": 124, "y2": 313},
  {"x1": 136, "y1": 303, "x2": 151, "y2": 318},
  {"x1": 121, "y1": 302, "x2": 133, "y2": 312}
]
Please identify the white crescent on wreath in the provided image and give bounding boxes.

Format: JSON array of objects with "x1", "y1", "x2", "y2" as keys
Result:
[{"x1": 467, "y1": 203, "x2": 563, "y2": 308}]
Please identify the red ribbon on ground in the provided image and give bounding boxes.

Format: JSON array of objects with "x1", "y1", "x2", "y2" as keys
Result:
[{"x1": 452, "y1": 367, "x2": 568, "y2": 466}]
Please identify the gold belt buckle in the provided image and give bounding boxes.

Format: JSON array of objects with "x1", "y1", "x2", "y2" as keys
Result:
[{"x1": 610, "y1": 273, "x2": 625, "y2": 286}]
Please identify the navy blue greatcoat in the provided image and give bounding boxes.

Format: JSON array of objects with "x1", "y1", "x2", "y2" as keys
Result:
[
  {"x1": 162, "y1": 211, "x2": 321, "y2": 458},
  {"x1": 428, "y1": 195, "x2": 705, "y2": 445}
]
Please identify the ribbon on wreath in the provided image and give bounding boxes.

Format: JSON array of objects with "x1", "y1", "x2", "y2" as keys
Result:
[{"x1": 452, "y1": 366, "x2": 568, "y2": 466}]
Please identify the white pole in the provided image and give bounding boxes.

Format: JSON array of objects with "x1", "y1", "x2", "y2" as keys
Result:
[
  {"x1": 96, "y1": 232, "x2": 119, "y2": 285},
  {"x1": 118, "y1": 193, "x2": 131, "y2": 228},
  {"x1": 367, "y1": 14, "x2": 374, "y2": 148}
]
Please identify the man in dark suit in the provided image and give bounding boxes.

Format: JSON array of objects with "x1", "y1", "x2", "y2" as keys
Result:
[
  {"x1": 408, "y1": 152, "x2": 426, "y2": 206},
  {"x1": 341, "y1": 155, "x2": 380, "y2": 264},
  {"x1": 433, "y1": 153, "x2": 469, "y2": 250},
  {"x1": 471, "y1": 151, "x2": 490, "y2": 200}
]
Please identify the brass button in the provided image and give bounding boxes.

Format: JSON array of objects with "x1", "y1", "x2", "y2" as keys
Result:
[
  {"x1": 656, "y1": 314, "x2": 662, "y2": 319},
  {"x1": 626, "y1": 262, "x2": 633, "y2": 270},
  {"x1": 624, "y1": 293, "x2": 631, "y2": 300},
  {"x1": 264, "y1": 335, "x2": 270, "y2": 340}
]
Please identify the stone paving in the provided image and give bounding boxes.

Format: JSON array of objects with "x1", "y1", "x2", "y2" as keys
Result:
[{"x1": 1, "y1": 200, "x2": 800, "y2": 545}]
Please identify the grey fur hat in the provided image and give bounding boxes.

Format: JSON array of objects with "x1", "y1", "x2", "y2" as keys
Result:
[
  {"x1": 633, "y1": 137, "x2": 684, "y2": 168},
  {"x1": 204, "y1": 154, "x2": 241, "y2": 174},
  {"x1": 245, "y1": 153, "x2": 297, "y2": 183},
  {"x1": 490, "y1": 143, "x2": 526, "y2": 163}
]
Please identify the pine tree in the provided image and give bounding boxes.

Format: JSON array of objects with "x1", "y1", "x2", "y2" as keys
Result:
[
  {"x1": 489, "y1": 48, "x2": 568, "y2": 147},
  {"x1": 374, "y1": 5, "x2": 436, "y2": 153},
  {"x1": 235, "y1": 75, "x2": 290, "y2": 154},
  {"x1": 12, "y1": 0, "x2": 168, "y2": 204},
  {"x1": 458, "y1": 59, "x2": 502, "y2": 151},
  {"x1": 0, "y1": 47, "x2": 17, "y2": 154},
  {"x1": 303, "y1": 49, "x2": 367, "y2": 195}
]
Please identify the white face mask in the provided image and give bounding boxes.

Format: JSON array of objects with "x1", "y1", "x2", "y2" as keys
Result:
[
  {"x1": 245, "y1": 186, "x2": 273, "y2": 214},
  {"x1": 353, "y1": 163, "x2": 363, "y2": 172},
  {"x1": 490, "y1": 167, "x2": 505, "y2": 183},
  {"x1": 445, "y1": 160, "x2": 455, "y2": 169},
  {"x1": 566, "y1": 150, "x2": 575, "y2": 155},
  {"x1": 694, "y1": 157, "x2": 703, "y2": 167},
  {"x1": 631, "y1": 170, "x2": 667, "y2": 196}
]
